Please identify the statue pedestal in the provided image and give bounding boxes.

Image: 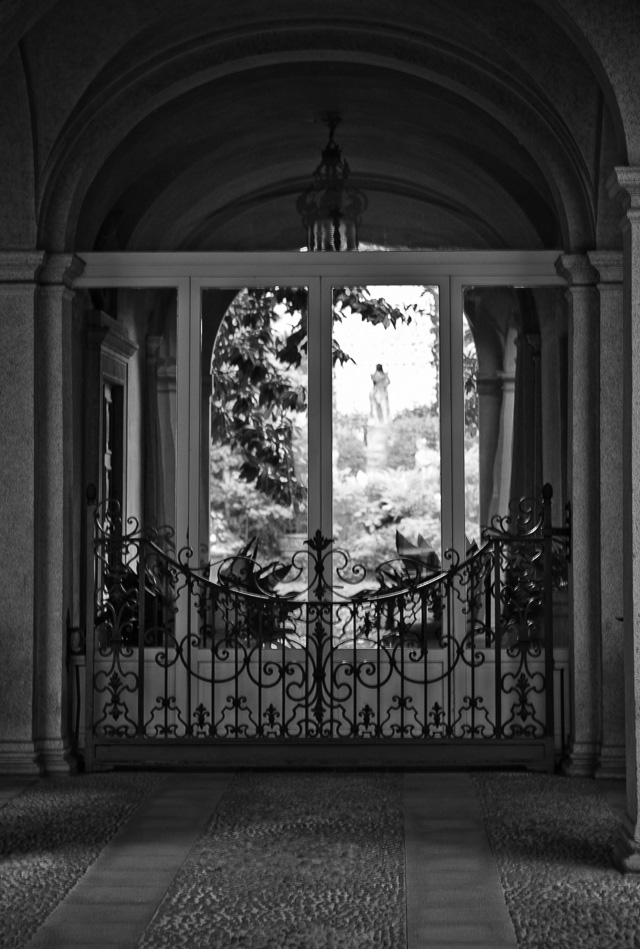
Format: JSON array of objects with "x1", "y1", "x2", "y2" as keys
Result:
[{"x1": 366, "y1": 422, "x2": 389, "y2": 470}]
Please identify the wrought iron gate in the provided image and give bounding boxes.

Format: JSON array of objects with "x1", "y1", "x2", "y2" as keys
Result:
[{"x1": 79, "y1": 485, "x2": 570, "y2": 771}]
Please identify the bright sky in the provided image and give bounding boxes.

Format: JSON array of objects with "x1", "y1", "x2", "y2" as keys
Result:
[{"x1": 333, "y1": 285, "x2": 438, "y2": 417}]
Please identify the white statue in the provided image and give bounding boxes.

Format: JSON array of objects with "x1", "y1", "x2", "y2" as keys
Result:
[{"x1": 370, "y1": 364, "x2": 390, "y2": 423}]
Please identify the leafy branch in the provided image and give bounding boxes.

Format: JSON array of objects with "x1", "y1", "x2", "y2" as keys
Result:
[{"x1": 210, "y1": 287, "x2": 408, "y2": 507}]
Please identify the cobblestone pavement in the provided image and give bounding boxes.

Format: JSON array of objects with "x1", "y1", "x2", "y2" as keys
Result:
[
  {"x1": 0, "y1": 773, "x2": 162, "y2": 949},
  {"x1": 473, "y1": 773, "x2": 640, "y2": 949},
  {"x1": 0, "y1": 770, "x2": 637, "y2": 949},
  {"x1": 139, "y1": 772, "x2": 406, "y2": 949}
]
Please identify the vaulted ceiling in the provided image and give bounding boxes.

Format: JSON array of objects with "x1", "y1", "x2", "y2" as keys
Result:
[{"x1": 0, "y1": 0, "x2": 628, "y2": 252}]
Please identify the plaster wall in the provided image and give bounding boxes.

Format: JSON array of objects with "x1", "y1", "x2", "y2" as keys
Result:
[{"x1": 0, "y1": 48, "x2": 36, "y2": 247}]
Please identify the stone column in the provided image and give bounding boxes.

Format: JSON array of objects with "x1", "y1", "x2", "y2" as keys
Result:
[
  {"x1": 0, "y1": 251, "x2": 44, "y2": 773},
  {"x1": 491, "y1": 372, "x2": 516, "y2": 521},
  {"x1": 538, "y1": 294, "x2": 567, "y2": 514},
  {"x1": 508, "y1": 332, "x2": 542, "y2": 505},
  {"x1": 608, "y1": 168, "x2": 640, "y2": 870},
  {"x1": 555, "y1": 254, "x2": 601, "y2": 776},
  {"x1": 476, "y1": 374, "x2": 502, "y2": 525},
  {"x1": 33, "y1": 253, "x2": 84, "y2": 774},
  {"x1": 588, "y1": 250, "x2": 626, "y2": 780}
]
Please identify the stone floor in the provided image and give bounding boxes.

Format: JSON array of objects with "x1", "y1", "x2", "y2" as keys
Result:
[{"x1": 0, "y1": 770, "x2": 634, "y2": 949}]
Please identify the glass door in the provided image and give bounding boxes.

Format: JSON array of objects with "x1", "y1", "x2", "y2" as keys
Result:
[
  {"x1": 200, "y1": 286, "x2": 310, "y2": 569},
  {"x1": 331, "y1": 284, "x2": 442, "y2": 587},
  {"x1": 192, "y1": 283, "x2": 322, "y2": 586},
  {"x1": 191, "y1": 274, "x2": 451, "y2": 583}
]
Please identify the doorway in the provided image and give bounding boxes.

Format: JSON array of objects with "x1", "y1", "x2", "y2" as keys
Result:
[{"x1": 75, "y1": 251, "x2": 570, "y2": 769}]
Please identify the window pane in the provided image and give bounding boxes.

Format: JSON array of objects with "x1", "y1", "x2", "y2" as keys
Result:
[
  {"x1": 84, "y1": 286, "x2": 178, "y2": 541},
  {"x1": 332, "y1": 285, "x2": 441, "y2": 587},
  {"x1": 462, "y1": 286, "x2": 567, "y2": 540},
  {"x1": 202, "y1": 287, "x2": 308, "y2": 568}
]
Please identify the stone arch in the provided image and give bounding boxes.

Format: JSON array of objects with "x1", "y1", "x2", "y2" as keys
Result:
[
  {"x1": 30, "y1": 13, "x2": 618, "y2": 254},
  {"x1": 0, "y1": 46, "x2": 37, "y2": 247},
  {"x1": 538, "y1": 0, "x2": 637, "y2": 163}
]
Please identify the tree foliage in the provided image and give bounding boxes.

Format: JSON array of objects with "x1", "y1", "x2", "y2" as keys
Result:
[
  {"x1": 210, "y1": 287, "x2": 408, "y2": 507},
  {"x1": 209, "y1": 445, "x2": 295, "y2": 560},
  {"x1": 386, "y1": 406, "x2": 439, "y2": 469},
  {"x1": 427, "y1": 302, "x2": 479, "y2": 437},
  {"x1": 210, "y1": 288, "x2": 307, "y2": 507}
]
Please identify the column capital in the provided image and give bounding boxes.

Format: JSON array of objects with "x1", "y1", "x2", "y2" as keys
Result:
[
  {"x1": 587, "y1": 250, "x2": 623, "y2": 285},
  {"x1": 555, "y1": 253, "x2": 598, "y2": 287},
  {"x1": 37, "y1": 253, "x2": 85, "y2": 289},
  {"x1": 0, "y1": 250, "x2": 46, "y2": 283},
  {"x1": 607, "y1": 166, "x2": 640, "y2": 212}
]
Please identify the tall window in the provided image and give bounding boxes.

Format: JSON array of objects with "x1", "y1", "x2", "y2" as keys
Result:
[
  {"x1": 202, "y1": 287, "x2": 309, "y2": 565},
  {"x1": 201, "y1": 283, "x2": 443, "y2": 580}
]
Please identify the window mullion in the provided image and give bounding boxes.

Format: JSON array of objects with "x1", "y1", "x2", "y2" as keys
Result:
[
  {"x1": 306, "y1": 278, "x2": 329, "y2": 542},
  {"x1": 447, "y1": 276, "x2": 466, "y2": 556}
]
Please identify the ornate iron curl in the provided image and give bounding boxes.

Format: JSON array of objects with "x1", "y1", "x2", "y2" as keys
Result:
[
  {"x1": 486, "y1": 493, "x2": 544, "y2": 538},
  {"x1": 89, "y1": 485, "x2": 570, "y2": 748}
]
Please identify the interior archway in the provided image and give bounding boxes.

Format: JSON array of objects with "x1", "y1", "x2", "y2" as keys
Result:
[{"x1": 13, "y1": 0, "x2": 622, "y2": 255}]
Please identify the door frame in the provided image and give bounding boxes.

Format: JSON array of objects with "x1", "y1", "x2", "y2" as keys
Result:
[
  {"x1": 75, "y1": 250, "x2": 564, "y2": 562},
  {"x1": 74, "y1": 250, "x2": 567, "y2": 770}
]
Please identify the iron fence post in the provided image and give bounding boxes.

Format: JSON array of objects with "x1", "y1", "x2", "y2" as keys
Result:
[
  {"x1": 542, "y1": 483, "x2": 555, "y2": 750},
  {"x1": 136, "y1": 539, "x2": 146, "y2": 737},
  {"x1": 494, "y1": 537, "x2": 503, "y2": 739},
  {"x1": 83, "y1": 484, "x2": 98, "y2": 771}
]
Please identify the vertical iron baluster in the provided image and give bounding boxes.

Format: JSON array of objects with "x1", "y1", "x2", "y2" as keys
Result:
[
  {"x1": 484, "y1": 559, "x2": 492, "y2": 736},
  {"x1": 234, "y1": 593, "x2": 239, "y2": 737},
  {"x1": 465, "y1": 565, "x2": 476, "y2": 738},
  {"x1": 328, "y1": 604, "x2": 333, "y2": 739},
  {"x1": 84, "y1": 487, "x2": 98, "y2": 771},
  {"x1": 352, "y1": 602, "x2": 357, "y2": 736},
  {"x1": 470, "y1": 560, "x2": 476, "y2": 736},
  {"x1": 376, "y1": 603, "x2": 381, "y2": 737},
  {"x1": 137, "y1": 540, "x2": 146, "y2": 737},
  {"x1": 186, "y1": 575, "x2": 192, "y2": 736},
  {"x1": 559, "y1": 666, "x2": 566, "y2": 758},
  {"x1": 162, "y1": 561, "x2": 169, "y2": 738},
  {"x1": 281, "y1": 602, "x2": 286, "y2": 737},
  {"x1": 542, "y1": 484, "x2": 555, "y2": 745},
  {"x1": 399, "y1": 596, "x2": 405, "y2": 737},
  {"x1": 446, "y1": 581, "x2": 453, "y2": 735},
  {"x1": 257, "y1": 605, "x2": 263, "y2": 738},
  {"x1": 494, "y1": 539, "x2": 503, "y2": 739},
  {"x1": 484, "y1": 566, "x2": 492, "y2": 649},
  {"x1": 304, "y1": 604, "x2": 309, "y2": 739},
  {"x1": 422, "y1": 590, "x2": 428, "y2": 737},
  {"x1": 209, "y1": 585, "x2": 215, "y2": 737}
]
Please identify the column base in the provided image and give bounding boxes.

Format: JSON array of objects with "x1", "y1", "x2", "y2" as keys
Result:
[
  {"x1": 0, "y1": 741, "x2": 40, "y2": 775},
  {"x1": 596, "y1": 743, "x2": 627, "y2": 780},
  {"x1": 559, "y1": 740, "x2": 600, "y2": 777},
  {"x1": 34, "y1": 737, "x2": 78, "y2": 775},
  {"x1": 613, "y1": 819, "x2": 640, "y2": 873}
]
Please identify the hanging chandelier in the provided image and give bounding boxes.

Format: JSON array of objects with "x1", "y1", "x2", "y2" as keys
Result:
[{"x1": 296, "y1": 114, "x2": 368, "y2": 251}]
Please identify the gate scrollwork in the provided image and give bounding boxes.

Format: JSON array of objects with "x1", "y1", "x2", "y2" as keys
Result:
[{"x1": 86, "y1": 485, "x2": 570, "y2": 756}]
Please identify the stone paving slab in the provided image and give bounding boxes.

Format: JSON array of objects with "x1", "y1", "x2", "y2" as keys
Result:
[
  {"x1": 404, "y1": 773, "x2": 518, "y2": 949},
  {"x1": 24, "y1": 773, "x2": 233, "y2": 949},
  {"x1": 0, "y1": 772, "x2": 162, "y2": 949},
  {"x1": 1, "y1": 769, "x2": 636, "y2": 949},
  {"x1": 64, "y1": 884, "x2": 165, "y2": 905}
]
